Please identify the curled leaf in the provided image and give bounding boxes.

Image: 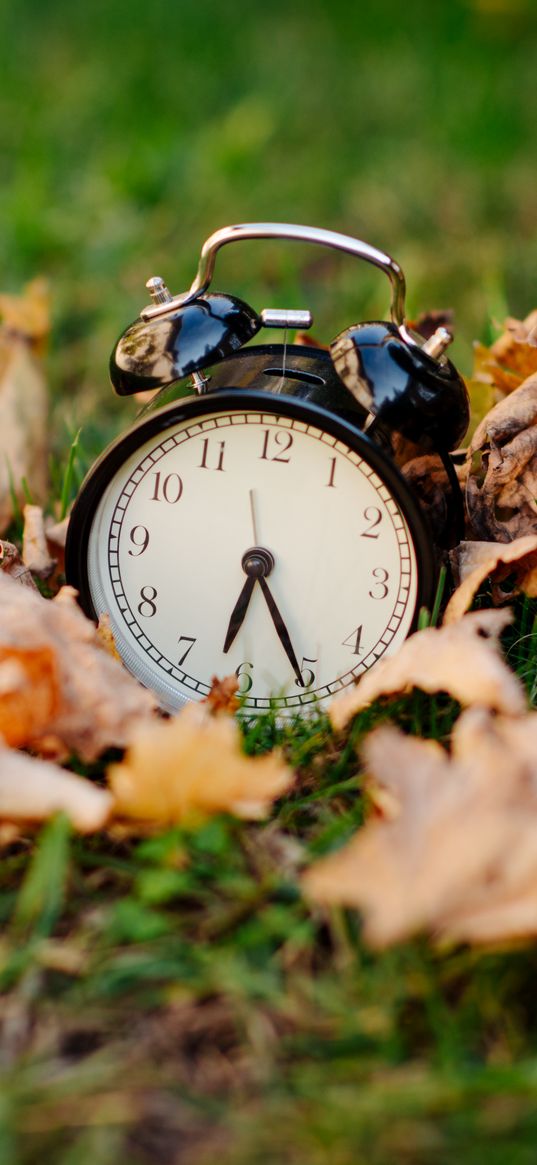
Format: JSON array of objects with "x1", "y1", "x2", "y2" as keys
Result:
[
  {"x1": 0, "y1": 572, "x2": 156, "y2": 759},
  {"x1": 445, "y1": 535, "x2": 537, "y2": 622},
  {"x1": 329, "y1": 609, "x2": 524, "y2": 731},
  {"x1": 465, "y1": 372, "x2": 537, "y2": 541},
  {"x1": 0, "y1": 746, "x2": 112, "y2": 831},
  {"x1": 22, "y1": 503, "x2": 55, "y2": 576},
  {"x1": 108, "y1": 702, "x2": 292, "y2": 825},
  {"x1": 0, "y1": 540, "x2": 37, "y2": 588}
]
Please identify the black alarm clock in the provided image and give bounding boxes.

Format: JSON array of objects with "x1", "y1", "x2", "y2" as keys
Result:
[{"x1": 66, "y1": 223, "x2": 469, "y2": 717}]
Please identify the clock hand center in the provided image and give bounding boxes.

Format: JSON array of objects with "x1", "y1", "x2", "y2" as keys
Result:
[
  {"x1": 241, "y1": 545, "x2": 274, "y2": 579},
  {"x1": 222, "y1": 546, "x2": 274, "y2": 655}
]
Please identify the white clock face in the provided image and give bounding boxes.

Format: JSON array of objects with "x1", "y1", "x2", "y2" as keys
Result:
[{"x1": 87, "y1": 407, "x2": 419, "y2": 716}]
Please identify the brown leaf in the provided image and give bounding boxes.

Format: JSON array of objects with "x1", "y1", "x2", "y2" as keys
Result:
[
  {"x1": 329, "y1": 609, "x2": 524, "y2": 730},
  {"x1": 407, "y1": 309, "x2": 454, "y2": 342},
  {"x1": 203, "y1": 674, "x2": 240, "y2": 715},
  {"x1": 472, "y1": 311, "x2": 537, "y2": 395},
  {"x1": 465, "y1": 372, "x2": 537, "y2": 541},
  {"x1": 445, "y1": 535, "x2": 537, "y2": 621},
  {"x1": 0, "y1": 572, "x2": 156, "y2": 759},
  {"x1": 108, "y1": 702, "x2": 292, "y2": 825},
  {"x1": 402, "y1": 455, "x2": 452, "y2": 545},
  {"x1": 0, "y1": 279, "x2": 50, "y2": 350},
  {"x1": 0, "y1": 282, "x2": 49, "y2": 532},
  {"x1": 0, "y1": 746, "x2": 112, "y2": 831},
  {"x1": 22, "y1": 504, "x2": 55, "y2": 576},
  {"x1": 0, "y1": 540, "x2": 38, "y2": 589},
  {"x1": 304, "y1": 707, "x2": 537, "y2": 947}
]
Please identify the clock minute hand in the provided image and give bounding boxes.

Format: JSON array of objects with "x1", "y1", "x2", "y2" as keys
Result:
[{"x1": 258, "y1": 575, "x2": 304, "y2": 687}]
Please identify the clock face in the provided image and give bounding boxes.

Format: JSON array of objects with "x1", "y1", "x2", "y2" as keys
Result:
[{"x1": 81, "y1": 400, "x2": 424, "y2": 717}]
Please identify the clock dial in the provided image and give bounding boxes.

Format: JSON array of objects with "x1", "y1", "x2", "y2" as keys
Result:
[{"x1": 84, "y1": 406, "x2": 420, "y2": 716}]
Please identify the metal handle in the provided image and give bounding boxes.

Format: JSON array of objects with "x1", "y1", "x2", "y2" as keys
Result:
[{"x1": 141, "y1": 222, "x2": 407, "y2": 325}]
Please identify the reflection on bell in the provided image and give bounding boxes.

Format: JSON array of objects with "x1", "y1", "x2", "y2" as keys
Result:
[{"x1": 110, "y1": 292, "x2": 260, "y2": 395}]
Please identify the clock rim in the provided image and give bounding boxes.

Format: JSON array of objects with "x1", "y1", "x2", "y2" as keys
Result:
[{"x1": 65, "y1": 388, "x2": 437, "y2": 633}]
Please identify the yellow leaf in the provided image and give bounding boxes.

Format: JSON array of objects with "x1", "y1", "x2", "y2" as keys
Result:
[{"x1": 108, "y1": 703, "x2": 292, "y2": 825}]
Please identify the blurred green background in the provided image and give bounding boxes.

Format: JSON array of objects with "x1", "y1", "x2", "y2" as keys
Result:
[{"x1": 2, "y1": 0, "x2": 537, "y2": 447}]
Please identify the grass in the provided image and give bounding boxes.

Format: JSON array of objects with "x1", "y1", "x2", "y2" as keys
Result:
[{"x1": 4, "y1": 0, "x2": 537, "y2": 1159}]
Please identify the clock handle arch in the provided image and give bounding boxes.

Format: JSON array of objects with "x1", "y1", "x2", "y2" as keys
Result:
[{"x1": 141, "y1": 222, "x2": 407, "y2": 327}]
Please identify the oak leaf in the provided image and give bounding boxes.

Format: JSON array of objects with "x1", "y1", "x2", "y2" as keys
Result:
[
  {"x1": 329, "y1": 609, "x2": 524, "y2": 731},
  {"x1": 0, "y1": 572, "x2": 156, "y2": 759},
  {"x1": 0, "y1": 746, "x2": 112, "y2": 832},
  {"x1": 108, "y1": 702, "x2": 292, "y2": 825}
]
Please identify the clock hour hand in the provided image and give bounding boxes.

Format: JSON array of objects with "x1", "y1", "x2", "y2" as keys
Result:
[
  {"x1": 258, "y1": 574, "x2": 304, "y2": 687},
  {"x1": 223, "y1": 546, "x2": 275, "y2": 654},
  {"x1": 223, "y1": 574, "x2": 256, "y2": 654}
]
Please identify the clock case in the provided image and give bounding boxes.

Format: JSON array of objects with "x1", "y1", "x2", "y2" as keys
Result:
[{"x1": 66, "y1": 223, "x2": 470, "y2": 633}]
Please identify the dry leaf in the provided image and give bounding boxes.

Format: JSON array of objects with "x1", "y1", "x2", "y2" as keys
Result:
[
  {"x1": 0, "y1": 282, "x2": 49, "y2": 532},
  {"x1": 0, "y1": 278, "x2": 50, "y2": 351},
  {"x1": 465, "y1": 372, "x2": 537, "y2": 541},
  {"x1": 303, "y1": 707, "x2": 537, "y2": 947},
  {"x1": 408, "y1": 309, "x2": 454, "y2": 342},
  {"x1": 402, "y1": 455, "x2": 453, "y2": 545},
  {"x1": 96, "y1": 613, "x2": 122, "y2": 661},
  {"x1": 473, "y1": 311, "x2": 537, "y2": 393},
  {"x1": 0, "y1": 572, "x2": 156, "y2": 759},
  {"x1": 22, "y1": 504, "x2": 55, "y2": 576},
  {"x1": 0, "y1": 746, "x2": 112, "y2": 831},
  {"x1": 0, "y1": 540, "x2": 37, "y2": 589},
  {"x1": 108, "y1": 702, "x2": 292, "y2": 824},
  {"x1": 329, "y1": 608, "x2": 524, "y2": 730},
  {"x1": 445, "y1": 535, "x2": 537, "y2": 621},
  {"x1": 203, "y1": 674, "x2": 240, "y2": 715}
]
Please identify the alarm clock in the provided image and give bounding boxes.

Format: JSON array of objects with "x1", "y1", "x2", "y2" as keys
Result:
[{"x1": 66, "y1": 223, "x2": 469, "y2": 717}]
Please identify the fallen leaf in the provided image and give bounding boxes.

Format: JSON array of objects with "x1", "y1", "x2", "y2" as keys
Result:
[
  {"x1": 407, "y1": 309, "x2": 454, "y2": 342},
  {"x1": 0, "y1": 278, "x2": 50, "y2": 351},
  {"x1": 303, "y1": 707, "x2": 537, "y2": 946},
  {"x1": 0, "y1": 746, "x2": 112, "y2": 831},
  {"x1": 203, "y1": 674, "x2": 240, "y2": 715},
  {"x1": 0, "y1": 540, "x2": 37, "y2": 588},
  {"x1": 108, "y1": 702, "x2": 292, "y2": 825},
  {"x1": 473, "y1": 311, "x2": 537, "y2": 394},
  {"x1": 0, "y1": 572, "x2": 156, "y2": 759},
  {"x1": 22, "y1": 504, "x2": 55, "y2": 576},
  {"x1": 445, "y1": 535, "x2": 537, "y2": 621},
  {"x1": 402, "y1": 454, "x2": 453, "y2": 546},
  {"x1": 329, "y1": 609, "x2": 524, "y2": 730},
  {"x1": 96, "y1": 612, "x2": 122, "y2": 661},
  {"x1": 0, "y1": 282, "x2": 49, "y2": 532},
  {"x1": 465, "y1": 372, "x2": 537, "y2": 541}
]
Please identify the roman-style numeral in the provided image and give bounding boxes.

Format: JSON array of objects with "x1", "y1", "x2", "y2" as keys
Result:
[{"x1": 326, "y1": 457, "x2": 337, "y2": 488}]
